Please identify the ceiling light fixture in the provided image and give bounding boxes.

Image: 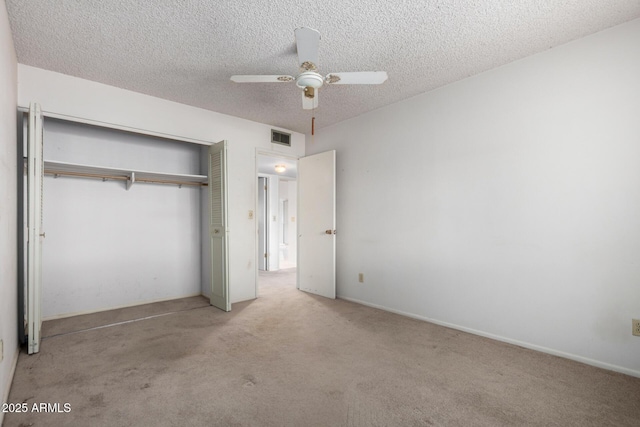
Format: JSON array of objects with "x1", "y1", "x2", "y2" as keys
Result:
[{"x1": 275, "y1": 164, "x2": 286, "y2": 173}]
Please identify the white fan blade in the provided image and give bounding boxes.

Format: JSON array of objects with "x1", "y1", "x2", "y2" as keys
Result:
[
  {"x1": 230, "y1": 75, "x2": 294, "y2": 83},
  {"x1": 325, "y1": 71, "x2": 388, "y2": 85},
  {"x1": 294, "y1": 27, "x2": 321, "y2": 68},
  {"x1": 302, "y1": 88, "x2": 319, "y2": 110}
]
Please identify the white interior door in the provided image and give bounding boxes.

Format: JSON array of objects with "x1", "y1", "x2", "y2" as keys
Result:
[
  {"x1": 27, "y1": 102, "x2": 44, "y2": 354},
  {"x1": 297, "y1": 150, "x2": 336, "y2": 299},
  {"x1": 209, "y1": 141, "x2": 230, "y2": 311}
]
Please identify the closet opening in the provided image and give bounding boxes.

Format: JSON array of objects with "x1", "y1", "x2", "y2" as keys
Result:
[{"x1": 19, "y1": 114, "x2": 215, "y2": 342}]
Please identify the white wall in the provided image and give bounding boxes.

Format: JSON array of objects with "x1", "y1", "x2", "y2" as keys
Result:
[
  {"x1": 307, "y1": 19, "x2": 640, "y2": 376},
  {"x1": 0, "y1": 0, "x2": 18, "y2": 420},
  {"x1": 18, "y1": 65, "x2": 305, "y2": 305},
  {"x1": 41, "y1": 119, "x2": 203, "y2": 318}
]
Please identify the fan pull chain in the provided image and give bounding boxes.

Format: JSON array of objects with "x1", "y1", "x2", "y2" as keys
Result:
[{"x1": 309, "y1": 105, "x2": 315, "y2": 143}]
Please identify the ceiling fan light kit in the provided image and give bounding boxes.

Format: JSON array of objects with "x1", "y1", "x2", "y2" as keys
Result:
[{"x1": 230, "y1": 27, "x2": 388, "y2": 110}]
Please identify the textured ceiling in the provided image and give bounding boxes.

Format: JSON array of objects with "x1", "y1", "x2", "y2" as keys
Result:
[{"x1": 6, "y1": 1, "x2": 640, "y2": 134}]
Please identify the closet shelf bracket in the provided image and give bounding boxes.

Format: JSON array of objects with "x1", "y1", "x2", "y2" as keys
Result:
[{"x1": 127, "y1": 172, "x2": 135, "y2": 190}]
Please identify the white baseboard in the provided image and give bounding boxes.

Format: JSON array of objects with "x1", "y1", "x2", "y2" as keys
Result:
[
  {"x1": 1, "y1": 346, "x2": 20, "y2": 427},
  {"x1": 42, "y1": 293, "x2": 205, "y2": 321},
  {"x1": 337, "y1": 295, "x2": 640, "y2": 379}
]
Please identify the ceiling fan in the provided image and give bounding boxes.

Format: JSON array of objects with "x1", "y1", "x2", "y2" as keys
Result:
[{"x1": 230, "y1": 27, "x2": 388, "y2": 110}]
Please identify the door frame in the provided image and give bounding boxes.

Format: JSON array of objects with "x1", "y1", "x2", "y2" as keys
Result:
[
  {"x1": 257, "y1": 176, "x2": 269, "y2": 271},
  {"x1": 255, "y1": 149, "x2": 299, "y2": 296}
]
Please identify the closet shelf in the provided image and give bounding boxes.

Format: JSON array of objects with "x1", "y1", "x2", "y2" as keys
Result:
[{"x1": 43, "y1": 160, "x2": 208, "y2": 189}]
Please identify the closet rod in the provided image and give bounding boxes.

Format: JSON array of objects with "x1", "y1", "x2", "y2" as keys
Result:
[
  {"x1": 135, "y1": 177, "x2": 207, "y2": 187},
  {"x1": 44, "y1": 169, "x2": 127, "y2": 181},
  {"x1": 44, "y1": 170, "x2": 207, "y2": 187}
]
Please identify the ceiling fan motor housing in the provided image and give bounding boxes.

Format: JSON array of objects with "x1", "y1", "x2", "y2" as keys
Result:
[{"x1": 296, "y1": 71, "x2": 324, "y2": 89}]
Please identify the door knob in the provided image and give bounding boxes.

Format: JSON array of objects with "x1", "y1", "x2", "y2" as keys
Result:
[{"x1": 325, "y1": 229, "x2": 336, "y2": 235}]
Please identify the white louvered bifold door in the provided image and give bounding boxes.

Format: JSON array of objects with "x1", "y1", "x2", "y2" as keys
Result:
[
  {"x1": 208, "y1": 141, "x2": 230, "y2": 311},
  {"x1": 27, "y1": 102, "x2": 44, "y2": 354}
]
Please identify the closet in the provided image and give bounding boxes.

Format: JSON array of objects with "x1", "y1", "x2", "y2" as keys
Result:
[{"x1": 19, "y1": 105, "x2": 228, "y2": 353}]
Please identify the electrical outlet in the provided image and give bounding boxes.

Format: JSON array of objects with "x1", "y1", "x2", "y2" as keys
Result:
[
  {"x1": 358, "y1": 273, "x2": 364, "y2": 283},
  {"x1": 633, "y1": 319, "x2": 640, "y2": 337}
]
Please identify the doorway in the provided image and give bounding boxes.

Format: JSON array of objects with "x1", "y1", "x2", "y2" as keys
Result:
[{"x1": 256, "y1": 152, "x2": 298, "y2": 293}]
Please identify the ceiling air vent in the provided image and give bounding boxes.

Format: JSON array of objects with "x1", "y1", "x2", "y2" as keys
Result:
[{"x1": 271, "y1": 130, "x2": 291, "y2": 147}]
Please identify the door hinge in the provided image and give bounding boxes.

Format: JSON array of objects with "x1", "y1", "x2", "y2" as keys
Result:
[{"x1": 264, "y1": 253, "x2": 268, "y2": 258}]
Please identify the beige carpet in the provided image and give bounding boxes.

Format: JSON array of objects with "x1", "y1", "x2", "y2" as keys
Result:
[{"x1": 5, "y1": 269, "x2": 640, "y2": 426}]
